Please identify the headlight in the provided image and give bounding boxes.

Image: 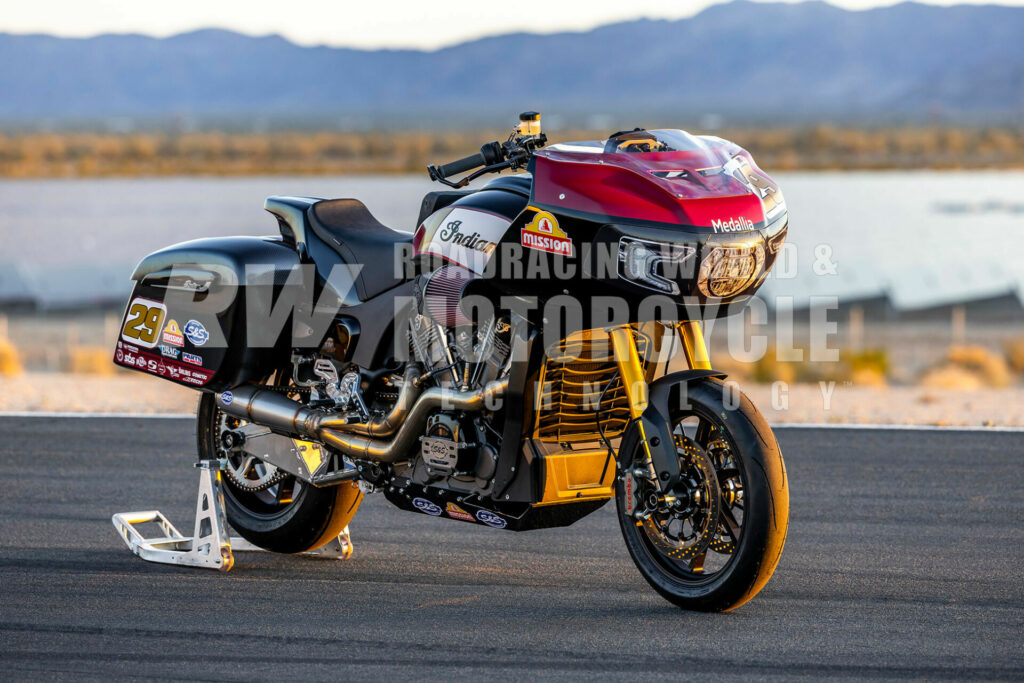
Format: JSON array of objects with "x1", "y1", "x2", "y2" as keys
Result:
[
  {"x1": 698, "y1": 243, "x2": 765, "y2": 298},
  {"x1": 617, "y1": 237, "x2": 695, "y2": 295}
]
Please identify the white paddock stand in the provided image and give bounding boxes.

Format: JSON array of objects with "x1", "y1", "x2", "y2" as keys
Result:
[{"x1": 111, "y1": 460, "x2": 353, "y2": 571}]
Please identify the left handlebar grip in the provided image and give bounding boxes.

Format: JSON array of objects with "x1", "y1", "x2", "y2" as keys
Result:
[{"x1": 436, "y1": 152, "x2": 487, "y2": 179}]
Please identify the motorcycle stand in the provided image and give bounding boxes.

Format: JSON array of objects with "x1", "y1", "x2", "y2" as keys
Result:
[{"x1": 111, "y1": 459, "x2": 353, "y2": 572}]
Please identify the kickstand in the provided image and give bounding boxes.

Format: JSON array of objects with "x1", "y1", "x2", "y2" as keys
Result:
[{"x1": 112, "y1": 460, "x2": 353, "y2": 571}]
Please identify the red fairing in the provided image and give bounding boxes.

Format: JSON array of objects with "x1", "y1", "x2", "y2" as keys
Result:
[{"x1": 532, "y1": 145, "x2": 768, "y2": 228}]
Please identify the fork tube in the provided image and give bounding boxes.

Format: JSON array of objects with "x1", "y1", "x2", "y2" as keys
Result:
[
  {"x1": 608, "y1": 326, "x2": 648, "y2": 419},
  {"x1": 676, "y1": 321, "x2": 711, "y2": 371}
]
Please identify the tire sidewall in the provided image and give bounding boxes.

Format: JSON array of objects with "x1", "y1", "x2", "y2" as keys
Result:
[
  {"x1": 196, "y1": 392, "x2": 344, "y2": 554},
  {"x1": 616, "y1": 378, "x2": 789, "y2": 611}
]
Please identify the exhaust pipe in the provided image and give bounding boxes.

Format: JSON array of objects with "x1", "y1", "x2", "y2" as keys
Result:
[
  {"x1": 318, "y1": 364, "x2": 423, "y2": 437},
  {"x1": 217, "y1": 376, "x2": 508, "y2": 463}
]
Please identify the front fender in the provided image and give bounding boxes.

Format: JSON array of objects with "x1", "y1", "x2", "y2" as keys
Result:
[{"x1": 617, "y1": 369, "x2": 728, "y2": 489}]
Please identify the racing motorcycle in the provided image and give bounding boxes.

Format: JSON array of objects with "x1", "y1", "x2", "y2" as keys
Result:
[{"x1": 113, "y1": 112, "x2": 789, "y2": 612}]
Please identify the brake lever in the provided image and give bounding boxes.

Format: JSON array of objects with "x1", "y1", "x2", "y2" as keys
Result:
[{"x1": 430, "y1": 159, "x2": 514, "y2": 189}]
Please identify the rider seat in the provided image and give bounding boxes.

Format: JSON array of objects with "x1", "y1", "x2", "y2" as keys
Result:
[{"x1": 309, "y1": 199, "x2": 412, "y2": 300}]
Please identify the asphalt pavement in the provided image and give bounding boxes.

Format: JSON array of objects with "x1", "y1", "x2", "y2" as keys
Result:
[{"x1": 1, "y1": 417, "x2": 1022, "y2": 680}]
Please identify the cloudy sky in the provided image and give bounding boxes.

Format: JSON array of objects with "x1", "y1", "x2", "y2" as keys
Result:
[{"x1": 3, "y1": 0, "x2": 1021, "y2": 49}]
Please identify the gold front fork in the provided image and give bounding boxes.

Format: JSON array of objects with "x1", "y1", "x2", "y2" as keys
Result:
[
  {"x1": 676, "y1": 320, "x2": 711, "y2": 371},
  {"x1": 608, "y1": 326, "x2": 648, "y2": 418}
]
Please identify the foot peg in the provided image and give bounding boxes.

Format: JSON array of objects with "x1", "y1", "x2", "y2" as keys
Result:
[{"x1": 111, "y1": 460, "x2": 353, "y2": 571}]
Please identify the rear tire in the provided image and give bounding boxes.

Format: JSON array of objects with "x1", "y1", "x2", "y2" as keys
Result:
[
  {"x1": 196, "y1": 392, "x2": 362, "y2": 554},
  {"x1": 616, "y1": 378, "x2": 789, "y2": 612}
]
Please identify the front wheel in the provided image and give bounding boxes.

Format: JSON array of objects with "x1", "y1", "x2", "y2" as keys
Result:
[{"x1": 616, "y1": 378, "x2": 789, "y2": 612}]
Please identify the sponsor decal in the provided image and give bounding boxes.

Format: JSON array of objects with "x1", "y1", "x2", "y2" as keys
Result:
[
  {"x1": 521, "y1": 210, "x2": 573, "y2": 256},
  {"x1": 710, "y1": 216, "x2": 756, "y2": 234},
  {"x1": 158, "y1": 344, "x2": 180, "y2": 359},
  {"x1": 412, "y1": 497, "x2": 443, "y2": 516},
  {"x1": 161, "y1": 319, "x2": 185, "y2": 347},
  {"x1": 182, "y1": 352, "x2": 203, "y2": 366},
  {"x1": 437, "y1": 220, "x2": 497, "y2": 255},
  {"x1": 446, "y1": 503, "x2": 475, "y2": 522},
  {"x1": 475, "y1": 509, "x2": 507, "y2": 529},
  {"x1": 422, "y1": 208, "x2": 510, "y2": 275},
  {"x1": 220, "y1": 391, "x2": 233, "y2": 406},
  {"x1": 120, "y1": 297, "x2": 167, "y2": 349},
  {"x1": 114, "y1": 345, "x2": 214, "y2": 386},
  {"x1": 183, "y1": 319, "x2": 210, "y2": 347},
  {"x1": 182, "y1": 278, "x2": 211, "y2": 292}
]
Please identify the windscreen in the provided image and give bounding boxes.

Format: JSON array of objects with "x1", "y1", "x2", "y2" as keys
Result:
[{"x1": 547, "y1": 129, "x2": 725, "y2": 155}]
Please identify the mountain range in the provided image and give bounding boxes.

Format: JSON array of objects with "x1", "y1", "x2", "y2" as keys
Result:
[{"x1": 1, "y1": 0, "x2": 1021, "y2": 127}]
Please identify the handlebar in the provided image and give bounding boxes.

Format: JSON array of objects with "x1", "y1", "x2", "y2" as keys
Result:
[
  {"x1": 436, "y1": 152, "x2": 486, "y2": 179},
  {"x1": 427, "y1": 119, "x2": 545, "y2": 189},
  {"x1": 433, "y1": 141, "x2": 505, "y2": 180}
]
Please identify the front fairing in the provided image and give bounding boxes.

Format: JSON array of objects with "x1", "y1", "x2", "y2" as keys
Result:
[{"x1": 416, "y1": 131, "x2": 788, "y2": 319}]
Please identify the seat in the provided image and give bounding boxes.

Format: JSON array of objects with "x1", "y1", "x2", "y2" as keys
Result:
[{"x1": 309, "y1": 199, "x2": 412, "y2": 300}]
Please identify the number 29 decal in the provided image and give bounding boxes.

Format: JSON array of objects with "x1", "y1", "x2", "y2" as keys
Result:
[{"x1": 120, "y1": 297, "x2": 168, "y2": 348}]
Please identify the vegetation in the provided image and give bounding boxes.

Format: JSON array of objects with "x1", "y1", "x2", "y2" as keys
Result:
[
  {"x1": 0, "y1": 126, "x2": 1021, "y2": 178},
  {"x1": 0, "y1": 337, "x2": 23, "y2": 376}
]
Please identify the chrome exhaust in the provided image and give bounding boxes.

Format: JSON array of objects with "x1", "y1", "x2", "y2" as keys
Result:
[{"x1": 217, "y1": 376, "x2": 508, "y2": 464}]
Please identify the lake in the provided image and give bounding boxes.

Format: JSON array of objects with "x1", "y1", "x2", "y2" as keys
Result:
[{"x1": 1, "y1": 171, "x2": 1023, "y2": 309}]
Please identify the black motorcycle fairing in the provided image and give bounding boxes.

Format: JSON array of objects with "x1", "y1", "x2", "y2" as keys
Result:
[
  {"x1": 481, "y1": 174, "x2": 532, "y2": 197},
  {"x1": 445, "y1": 184, "x2": 530, "y2": 222},
  {"x1": 341, "y1": 280, "x2": 417, "y2": 369},
  {"x1": 418, "y1": 190, "x2": 474, "y2": 227},
  {"x1": 489, "y1": 320, "x2": 542, "y2": 503},
  {"x1": 383, "y1": 482, "x2": 607, "y2": 531}
]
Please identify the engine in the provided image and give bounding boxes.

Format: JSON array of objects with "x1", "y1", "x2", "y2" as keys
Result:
[
  {"x1": 401, "y1": 268, "x2": 512, "y2": 494},
  {"x1": 287, "y1": 266, "x2": 512, "y2": 497}
]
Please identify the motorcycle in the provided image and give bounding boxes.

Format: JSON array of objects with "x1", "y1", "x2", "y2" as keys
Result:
[{"x1": 113, "y1": 112, "x2": 789, "y2": 611}]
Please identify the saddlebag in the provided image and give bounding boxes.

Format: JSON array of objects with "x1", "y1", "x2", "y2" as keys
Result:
[{"x1": 112, "y1": 236, "x2": 306, "y2": 392}]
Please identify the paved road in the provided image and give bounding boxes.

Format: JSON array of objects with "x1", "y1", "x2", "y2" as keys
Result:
[{"x1": 1, "y1": 417, "x2": 1022, "y2": 680}]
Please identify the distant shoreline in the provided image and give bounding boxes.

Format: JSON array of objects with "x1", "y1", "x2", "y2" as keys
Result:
[{"x1": 1, "y1": 126, "x2": 1021, "y2": 178}]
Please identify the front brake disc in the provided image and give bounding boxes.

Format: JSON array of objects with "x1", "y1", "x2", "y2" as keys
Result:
[{"x1": 640, "y1": 436, "x2": 721, "y2": 562}]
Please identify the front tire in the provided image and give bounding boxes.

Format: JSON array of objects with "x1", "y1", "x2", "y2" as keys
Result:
[
  {"x1": 196, "y1": 391, "x2": 362, "y2": 554},
  {"x1": 616, "y1": 378, "x2": 789, "y2": 612}
]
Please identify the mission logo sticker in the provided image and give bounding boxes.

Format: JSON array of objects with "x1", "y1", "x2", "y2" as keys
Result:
[
  {"x1": 412, "y1": 498, "x2": 443, "y2": 516},
  {"x1": 161, "y1": 319, "x2": 185, "y2": 347},
  {"x1": 446, "y1": 503, "x2": 475, "y2": 522},
  {"x1": 183, "y1": 319, "x2": 210, "y2": 347},
  {"x1": 475, "y1": 509, "x2": 507, "y2": 529},
  {"x1": 521, "y1": 210, "x2": 573, "y2": 256}
]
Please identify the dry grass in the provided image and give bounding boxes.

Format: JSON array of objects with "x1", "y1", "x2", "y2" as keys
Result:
[
  {"x1": 711, "y1": 347, "x2": 891, "y2": 387},
  {"x1": 920, "y1": 345, "x2": 1013, "y2": 390},
  {"x1": 0, "y1": 337, "x2": 23, "y2": 376},
  {"x1": 1, "y1": 126, "x2": 1022, "y2": 178},
  {"x1": 66, "y1": 347, "x2": 117, "y2": 375}
]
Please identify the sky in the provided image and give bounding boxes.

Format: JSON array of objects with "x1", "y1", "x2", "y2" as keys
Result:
[{"x1": 3, "y1": 0, "x2": 1022, "y2": 49}]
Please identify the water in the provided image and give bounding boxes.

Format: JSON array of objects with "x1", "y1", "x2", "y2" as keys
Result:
[{"x1": 1, "y1": 172, "x2": 1023, "y2": 309}]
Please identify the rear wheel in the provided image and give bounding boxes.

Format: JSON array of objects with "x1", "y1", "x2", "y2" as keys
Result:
[
  {"x1": 196, "y1": 388, "x2": 362, "y2": 554},
  {"x1": 616, "y1": 378, "x2": 789, "y2": 612}
]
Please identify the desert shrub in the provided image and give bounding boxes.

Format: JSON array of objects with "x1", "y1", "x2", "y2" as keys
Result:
[
  {"x1": 920, "y1": 365, "x2": 983, "y2": 391},
  {"x1": 1004, "y1": 337, "x2": 1024, "y2": 374},
  {"x1": 0, "y1": 337, "x2": 22, "y2": 376},
  {"x1": 67, "y1": 347, "x2": 116, "y2": 375},
  {"x1": 920, "y1": 345, "x2": 1011, "y2": 389}
]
